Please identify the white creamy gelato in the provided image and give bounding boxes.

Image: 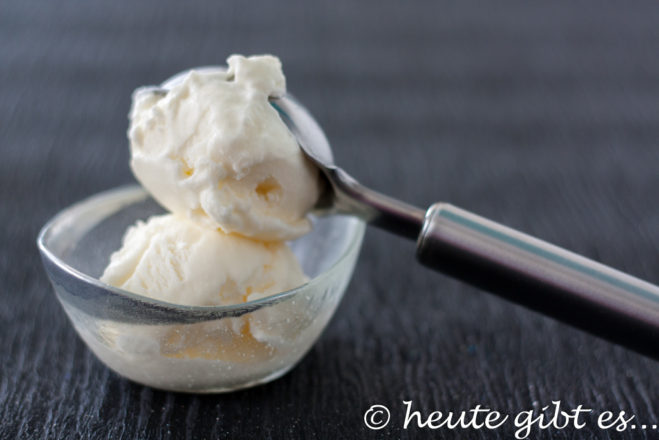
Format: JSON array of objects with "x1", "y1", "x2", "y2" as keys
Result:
[
  {"x1": 100, "y1": 213, "x2": 308, "y2": 306},
  {"x1": 97, "y1": 212, "x2": 314, "y2": 389},
  {"x1": 129, "y1": 55, "x2": 320, "y2": 241},
  {"x1": 96, "y1": 55, "x2": 324, "y2": 390},
  {"x1": 95, "y1": 55, "x2": 331, "y2": 390}
]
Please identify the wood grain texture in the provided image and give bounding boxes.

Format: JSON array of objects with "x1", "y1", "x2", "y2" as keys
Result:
[{"x1": 1, "y1": 0, "x2": 658, "y2": 438}]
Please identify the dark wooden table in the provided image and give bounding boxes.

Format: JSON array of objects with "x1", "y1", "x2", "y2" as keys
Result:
[{"x1": 2, "y1": 1, "x2": 658, "y2": 438}]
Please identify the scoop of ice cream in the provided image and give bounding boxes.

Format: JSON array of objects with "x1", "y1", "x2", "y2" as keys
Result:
[
  {"x1": 100, "y1": 214, "x2": 307, "y2": 306},
  {"x1": 128, "y1": 54, "x2": 320, "y2": 241}
]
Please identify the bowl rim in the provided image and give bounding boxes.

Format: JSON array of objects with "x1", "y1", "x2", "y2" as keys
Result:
[{"x1": 37, "y1": 185, "x2": 366, "y2": 315}]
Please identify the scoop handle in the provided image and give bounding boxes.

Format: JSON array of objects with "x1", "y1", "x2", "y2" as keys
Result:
[{"x1": 416, "y1": 203, "x2": 659, "y2": 359}]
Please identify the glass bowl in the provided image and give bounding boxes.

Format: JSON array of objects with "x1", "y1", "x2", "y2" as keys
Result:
[{"x1": 37, "y1": 185, "x2": 365, "y2": 393}]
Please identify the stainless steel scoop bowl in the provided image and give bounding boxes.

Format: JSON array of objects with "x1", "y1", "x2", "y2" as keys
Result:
[{"x1": 271, "y1": 97, "x2": 425, "y2": 240}]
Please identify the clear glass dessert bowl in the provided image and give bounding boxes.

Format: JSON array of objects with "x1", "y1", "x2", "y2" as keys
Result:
[{"x1": 37, "y1": 185, "x2": 365, "y2": 393}]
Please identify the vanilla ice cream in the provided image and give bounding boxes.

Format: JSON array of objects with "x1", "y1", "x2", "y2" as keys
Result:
[
  {"x1": 129, "y1": 55, "x2": 320, "y2": 241},
  {"x1": 96, "y1": 55, "x2": 325, "y2": 391},
  {"x1": 99, "y1": 213, "x2": 312, "y2": 375},
  {"x1": 100, "y1": 214, "x2": 307, "y2": 306}
]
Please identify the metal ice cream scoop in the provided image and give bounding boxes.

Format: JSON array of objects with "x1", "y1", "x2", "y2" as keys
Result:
[{"x1": 271, "y1": 95, "x2": 659, "y2": 360}]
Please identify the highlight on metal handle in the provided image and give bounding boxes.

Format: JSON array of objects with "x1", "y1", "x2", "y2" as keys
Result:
[{"x1": 416, "y1": 203, "x2": 659, "y2": 359}]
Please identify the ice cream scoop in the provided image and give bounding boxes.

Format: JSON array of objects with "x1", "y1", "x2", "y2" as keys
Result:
[
  {"x1": 270, "y1": 95, "x2": 659, "y2": 360},
  {"x1": 144, "y1": 62, "x2": 659, "y2": 360},
  {"x1": 129, "y1": 55, "x2": 320, "y2": 242}
]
